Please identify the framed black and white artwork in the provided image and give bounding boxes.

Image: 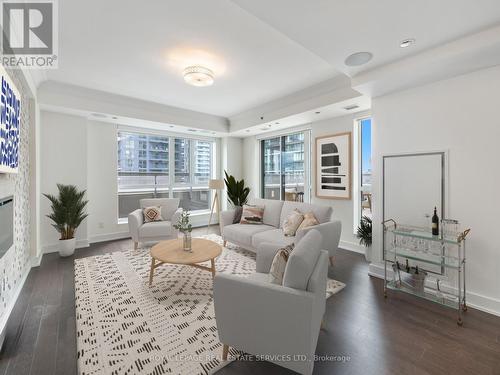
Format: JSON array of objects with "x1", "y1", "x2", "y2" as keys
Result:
[{"x1": 315, "y1": 132, "x2": 351, "y2": 200}]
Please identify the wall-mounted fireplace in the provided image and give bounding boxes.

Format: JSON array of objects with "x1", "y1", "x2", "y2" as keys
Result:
[{"x1": 0, "y1": 196, "x2": 13, "y2": 259}]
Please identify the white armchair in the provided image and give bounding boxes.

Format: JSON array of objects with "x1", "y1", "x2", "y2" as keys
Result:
[
  {"x1": 214, "y1": 230, "x2": 328, "y2": 375},
  {"x1": 128, "y1": 198, "x2": 182, "y2": 250}
]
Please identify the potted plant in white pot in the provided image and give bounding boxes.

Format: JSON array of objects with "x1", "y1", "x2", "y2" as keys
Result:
[
  {"x1": 224, "y1": 171, "x2": 250, "y2": 223},
  {"x1": 44, "y1": 184, "x2": 88, "y2": 257},
  {"x1": 356, "y1": 215, "x2": 372, "y2": 262}
]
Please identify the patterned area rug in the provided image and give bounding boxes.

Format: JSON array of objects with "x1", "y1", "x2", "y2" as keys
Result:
[{"x1": 75, "y1": 234, "x2": 346, "y2": 375}]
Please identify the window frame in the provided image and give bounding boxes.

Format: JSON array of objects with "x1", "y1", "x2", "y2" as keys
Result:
[
  {"x1": 117, "y1": 127, "x2": 216, "y2": 220},
  {"x1": 258, "y1": 129, "x2": 311, "y2": 202},
  {"x1": 353, "y1": 116, "x2": 372, "y2": 234}
]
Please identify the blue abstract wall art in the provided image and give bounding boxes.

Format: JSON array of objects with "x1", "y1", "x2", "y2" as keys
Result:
[{"x1": 0, "y1": 66, "x2": 21, "y2": 174}]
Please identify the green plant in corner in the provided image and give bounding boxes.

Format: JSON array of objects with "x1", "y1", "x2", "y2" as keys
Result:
[
  {"x1": 44, "y1": 184, "x2": 89, "y2": 240},
  {"x1": 224, "y1": 171, "x2": 250, "y2": 207},
  {"x1": 356, "y1": 215, "x2": 372, "y2": 247}
]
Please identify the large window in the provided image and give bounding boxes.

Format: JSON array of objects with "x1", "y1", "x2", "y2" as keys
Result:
[
  {"x1": 261, "y1": 131, "x2": 310, "y2": 202},
  {"x1": 354, "y1": 118, "x2": 372, "y2": 229},
  {"x1": 117, "y1": 131, "x2": 215, "y2": 219}
]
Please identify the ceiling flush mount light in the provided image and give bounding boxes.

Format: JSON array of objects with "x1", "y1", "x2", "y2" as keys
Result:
[
  {"x1": 183, "y1": 65, "x2": 214, "y2": 87},
  {"x1": 344, "y1": 52, "x2": 373, "y2": 67},
  {"x1": 400, "y1": 38, "x2": 415, "y2": 48}
]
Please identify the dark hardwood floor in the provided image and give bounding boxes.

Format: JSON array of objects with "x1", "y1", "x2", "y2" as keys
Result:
[{"x1": 1, "y1": 226, "x2": 499, "y2": 375}]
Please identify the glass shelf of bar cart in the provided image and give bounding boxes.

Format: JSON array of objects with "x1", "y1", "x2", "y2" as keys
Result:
[{"x1": 382, "y1": 219, "x2": 470, "y2": 326}]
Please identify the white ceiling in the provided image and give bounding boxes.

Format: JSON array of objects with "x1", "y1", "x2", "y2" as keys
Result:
[
  {"x1": 232, "y1": 0, "x2": 500, "y2": 77},
  {"x1": 49, "y1": 0, "x2": 338, "y2": 117},
  {"x1": 46, "y1": 0, "x2": 500, "y2": 121}
]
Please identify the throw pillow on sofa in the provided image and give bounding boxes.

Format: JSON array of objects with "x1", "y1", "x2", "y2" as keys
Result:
[
  {"x1": 297, "y1": 211, "x2": 320, "y2": 231},
  {"x1": 269, "y1": 243, "x2": 295, "y2": 284},
  {"x1": 283, "y1": 208, "x2": 304, "y2": 236},
  {"x1": 240, "y1": 205, "x2": 265, "y2": 224},
  {"x1": 143, "y1": 206, "x2": 163, "y2": 222}
]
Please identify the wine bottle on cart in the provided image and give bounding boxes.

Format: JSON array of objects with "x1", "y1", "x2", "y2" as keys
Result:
[{"x1": 432, "y1": 207, "x2": 439, "y2": 236}]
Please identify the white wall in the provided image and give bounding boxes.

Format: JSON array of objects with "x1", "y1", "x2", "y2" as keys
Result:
[
  {"x1": 241, "y1": 111, "x2": 370, "y2": 251},
  {"x1": 370, "y1": 65, "x2": 500, "y2": 316},
  {"x1": 87, "y1": 121, "x2": 129, "y2": 242},
  {"x1": 0, "y1": 68, "x2": 37, "y2": 344},
  {"x1": 40, "y1": 111, "x2": 89, "y2": 250},
  {"x1": 40, "y1": 111, "x2": 231, "y2": 250},
  {"x1": 242, "y1": 136, "x2": 260, "y2": 201},
  {"x1": 221, "y1": 137, "x2": 244, "y2": 209}
]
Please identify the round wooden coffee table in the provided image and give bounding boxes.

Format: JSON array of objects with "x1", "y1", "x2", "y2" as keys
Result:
[{"x1": 149, "y1": 238, "x2": 222, "y2": 286}]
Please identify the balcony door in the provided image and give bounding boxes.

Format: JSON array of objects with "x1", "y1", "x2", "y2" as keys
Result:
[{"x1": 260, "y1": 131, "x2": 310, "y2": 202}]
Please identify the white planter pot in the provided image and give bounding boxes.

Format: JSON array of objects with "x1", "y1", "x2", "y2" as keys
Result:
[
  {"x1": 59, "y1": 238, "x2": 76, "y2": 257},
  {"x1": 364, "y1": 245, "x2": 372, "y2": 262}
]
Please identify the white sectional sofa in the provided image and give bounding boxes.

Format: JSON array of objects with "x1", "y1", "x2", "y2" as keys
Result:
[{"x1": 220, "y1": 198, "x2": 341, "y2": 264}]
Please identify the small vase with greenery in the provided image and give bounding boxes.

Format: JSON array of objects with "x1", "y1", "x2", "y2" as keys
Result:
[
  {"x1": 224, "y1": 171, "x2": 250, "y2": 223},
  {"x1": 356, "y1": 215, "x2": 372, "y2": 262},
  {"x1": 44, "y1": 184, "x2": 88, "y2": 257},
  {"x1": 173, "y1": 210, "x2": 192, "y2": 251}
]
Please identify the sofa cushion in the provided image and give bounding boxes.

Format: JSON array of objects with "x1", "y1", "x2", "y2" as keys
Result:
[
  {"x1": 143, "y1": 206, "x2": 163, "y2": 222},
  {"x1": 247, "y1": 272, "x2": 271, "y2": 284},
  {"x1": 223, "y1": 223, "x2": 275, "y2": 247},
  {"x1": 269, "y1": 243, "x2": 294, "y2": 285},
  {"x1": 252, "y1": 228, "x2": 295, "y2": 251},
  {"x1": 140, "y1": 198, "x2": 180, "y2": 221},
  {"x1": 240, "y1": 205, "x2": 265, "y2": 224},
  {"x1": 280, "y1": 201, "x2": 332, "y2": 227},
  {"x1": 297, "y1": 211, "x2": 320, "y2": 231},
  {"x1": 250, "y1": 198, "x2": 284, "y2": 227},
  {"x1": 283, "y1": 209, "x2": 304, "y2": 236},
  {"x1": 139, "y1": 221, "x2": 172, "y2": 238},
  {"x1": 283, "y1": 229, "x2": 322, "y2": 291}
]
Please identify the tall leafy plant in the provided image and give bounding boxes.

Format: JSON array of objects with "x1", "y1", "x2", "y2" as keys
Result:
[
  {"x1": 224, "y1": 171, "x2": 250, "y2": 206},
  {"x1": 356, "y1": 215, "x2": 372, "y2": 247},
  {"x1": 44, "y1": 184, "x2": 89, "y2": 240}
]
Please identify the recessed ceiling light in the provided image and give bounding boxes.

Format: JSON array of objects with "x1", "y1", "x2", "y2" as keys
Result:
[
  {"x1": 343, "y1": 104, "x2": 360, "y2": 111},
  {"x1": 183, "y1": 65, "x2": 214, "y2": 87},
  {"x1": 344, "y1": 52, "x2": 373, "y2": 67},
  {"x1": 315, "y1": 111, "x2": 321, "y2": 114},
  {"x1": 169, "y1": 125, "x2": 174, "y2": 128},
  {"x1": 112, "y1": 116, "x2": 118, "y2": 120},
  {"x1": 400, "y1": 38, "x2": 415, "y2": 48},
  {"x1": 245, "y1": 129, "x2": 250, "y2": 133},
  {"x1": 275, "y1": 122, "x2": 280, "y2": 125}
]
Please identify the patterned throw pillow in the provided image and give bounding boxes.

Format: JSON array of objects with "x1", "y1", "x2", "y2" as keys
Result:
[
  {"x1": 143, "y1": 206, "x2": 163, "y2": 223},
  {"x1": 269, "y1": 244, "x2": 295, "y2": 285},
  {"x1": 239, "y1": 205, "x2": 264, "y2": 224},
  {"x1": 283, "y1": 208, "x2": 304, "y2": 236},
  {"x1": 297, "y1": 211, "x2": 320, "y2": 232}
]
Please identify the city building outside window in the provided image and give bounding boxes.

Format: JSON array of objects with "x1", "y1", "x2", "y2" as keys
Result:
[
  {"x1": 260, "y1": 131, "x2": 311, "y2": 202},
  {"x1": 117, "y1": 130, "x2": 215, "y2": 219},
  {"x1": 353, "y1": 117, "x2": 372, "y2": 233}
]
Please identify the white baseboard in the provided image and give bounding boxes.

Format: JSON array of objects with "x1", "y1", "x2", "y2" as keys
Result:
[
  {"x1": 31, "y1": 252, "x2": 43, "y2": 267},
  {"x1": 0, "y1": 263, "x2": 30, "y2": 349},
  {"x1": 89, "y1": 231, "x2": 130, "y2": 244},
  {"x1": 339, "y1": 240, "x2": 366, "y2": 255},
  {"x1": 367, "y1": 262, "x2": 500, "y2": 317},
  {"x1": 42, "y1": 239, "x2": 90, "y2": 254}
]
